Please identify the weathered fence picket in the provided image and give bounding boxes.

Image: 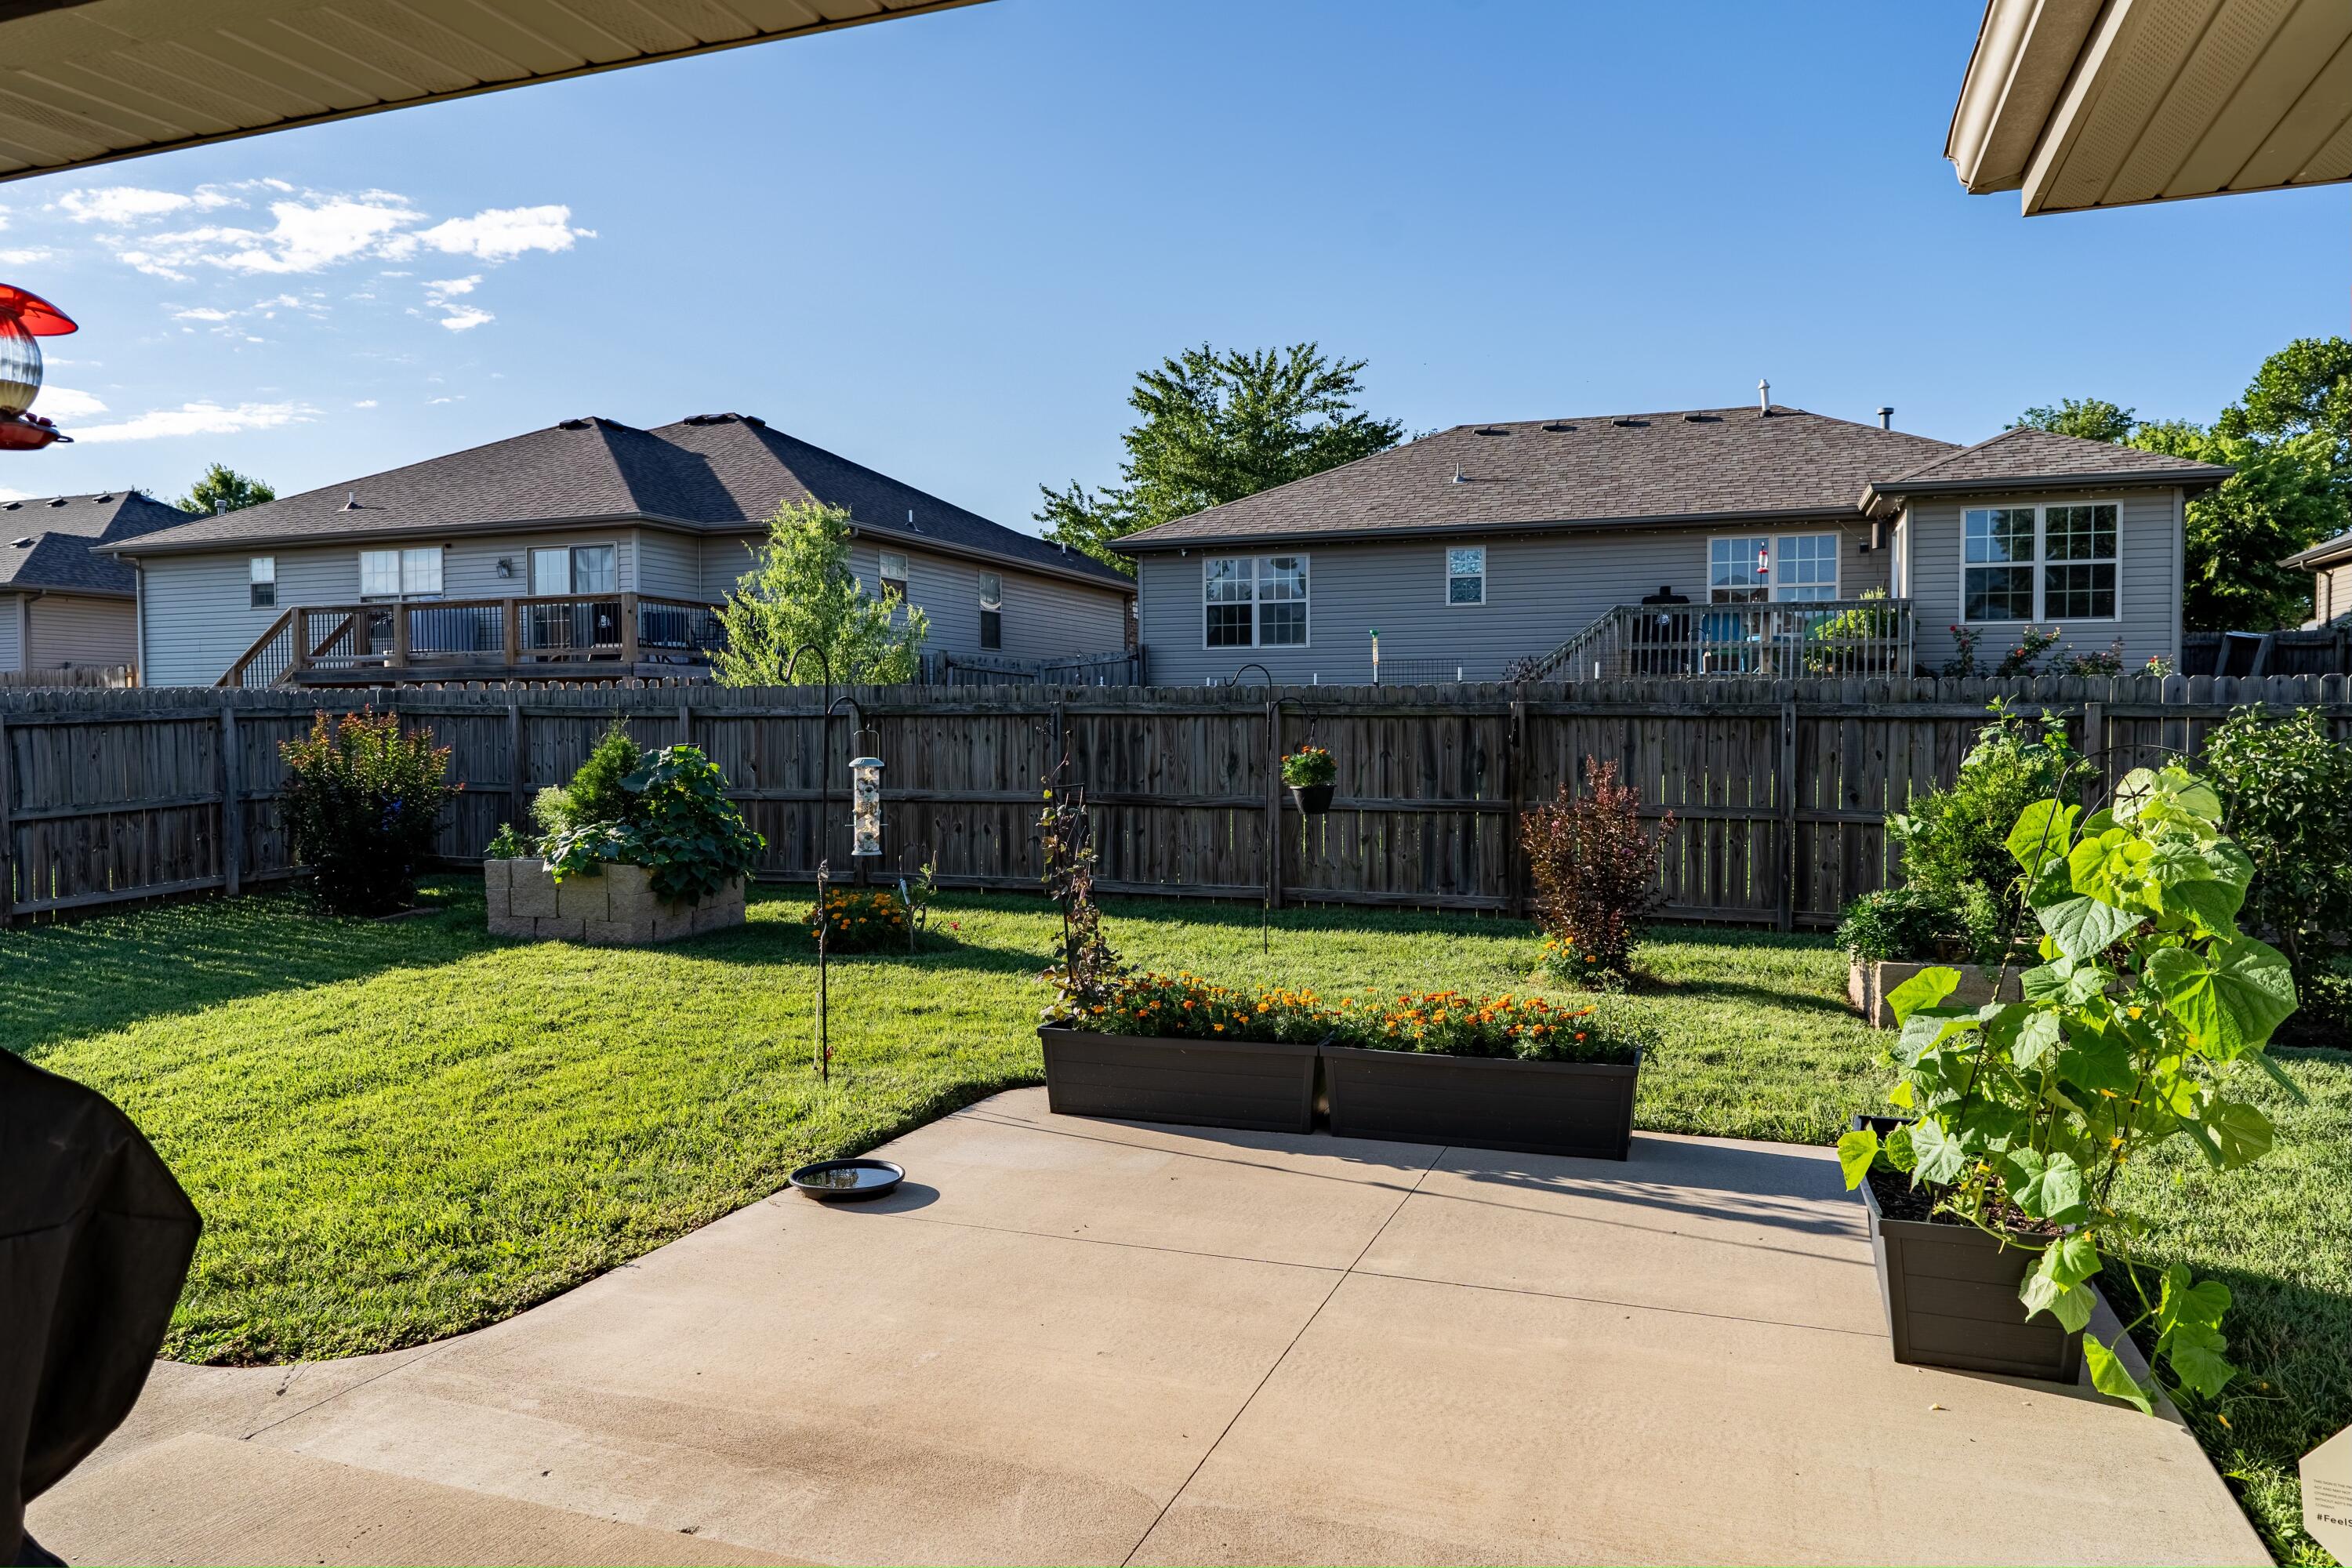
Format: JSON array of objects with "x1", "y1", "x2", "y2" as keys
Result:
[{"x1": 1, "y1": 675, "x2": 2345, "y2": 927}]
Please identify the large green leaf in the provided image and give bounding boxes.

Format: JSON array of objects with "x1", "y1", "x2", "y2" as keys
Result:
[
  {"x1": 2005, "y1": 800, "x2": 2078, "y2": 873},
  {"x1": 2201, "y1": 1098, "x2": 2274, "y2": 1169},
  {"x1": 2009, "y1": 1010, "x2": 2063, "y2": 1071},
  {"x1": 2020, "y1": 1256, "x2": 2097, "y2": 1332},
  {"x1": 2056, "y1": 1029, "x2": 2137, "y2": 1096},
  {"x1": 2156, "y1": 1263, "x2": 2230, "y2": 1336},
  {"x1": 2035, "y1": 893, "x2": 2142, "y2": 962},
  {"x1": 2084, "y1": 1336, "x2": 2156, "y2": 1415},
  {"x1": 2150, "y1": 937, "x2": 2299, "y2": 1054},
  {"x1": 2158, "y1": 1319, "x2": 2238, "y2": 1402},
  {"x1": 1898, "y1": 1008, "x2": 1983, "y2": 1064},
  {"x1": 1835, "y1": 1127, "x2": 1878, "y2": 1192},
  {"x1": 2044, "y1": 1231, "x2": 2101, "y2": 1287},
  {"x1": 1886, "y1": 967, "x2": 1961, "y2": 1025},
  {"x1": 1906, "y1": 1116, "x2": 1969, "y2": 1187},
  {"x1": 2001, "y1": 1148, "x2": 2088, "y2": 1225}
]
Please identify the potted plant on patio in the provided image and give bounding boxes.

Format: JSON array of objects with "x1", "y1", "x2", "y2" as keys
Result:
[
  {"x1": 1034, "y1": 774, "x2": 1326, "y2": 1131},
  {"x1": 485, "y1": 724, "x2": 763, "y2": 945},
  {"x1": 1323, "y1": 991, "x2": 1655, "y2": 1159},
  {"x1": 1839, "y1": 762, "x2": 2300, "y2": 1403},
  {"x1": 1283, "y1": 742, "x2": 1337, "y2": 815},
  {"x1": 1842, "y1": 701, "x2": 2080, "y2": 1025}
]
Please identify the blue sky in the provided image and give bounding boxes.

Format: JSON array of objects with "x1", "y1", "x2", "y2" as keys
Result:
[{"x1": 0, "y1": 0, "x2": 2342, "y2": 524}]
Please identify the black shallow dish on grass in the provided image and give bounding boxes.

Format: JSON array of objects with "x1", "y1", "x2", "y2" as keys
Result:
[{"x1": 789, "y1": 1158, "x2": 905, "y2": 1201}]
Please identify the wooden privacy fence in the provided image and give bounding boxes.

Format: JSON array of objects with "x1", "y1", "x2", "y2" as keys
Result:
[{"x1": 2, "y1": 675, "x2": 2347, "y2": 927}]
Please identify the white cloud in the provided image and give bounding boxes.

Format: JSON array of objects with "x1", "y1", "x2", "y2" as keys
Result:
[
  {"x1": 352, "y1": 398, "x2": 378, "y2": 408},
  {"x1": 172, "y1": 306, "x2": 235, "y2": 321},
  {"x1": 396, "y1": 205, "x2": 590, "y2": 263},
  {"x1": 128, "y1": 192, "x2": 419, "y2": 278},
  {"x1": 436, "y1": 307, "x2": 493, "y2": 332},
  {"x1": 71, "y1": 400, "x2": 313, "y2": 443},
  {"x1": 57, "y1": 184, "x2": 238, "y2": 225},
  {"x1": 31, "y1": 386, "x2": 107, "y2": 420},
  {"x1": 424, "y1": 274, "x2": 479, "y2": 296},
  {"x1": 426, "y1": 394, "x2": 463, "y2": 405},
  {"x1": 0, "y1": 246, "x2": 52, "y2": 265},
  {"x1": 0, "y1": 486, "x2": 30, "y2": 504}
]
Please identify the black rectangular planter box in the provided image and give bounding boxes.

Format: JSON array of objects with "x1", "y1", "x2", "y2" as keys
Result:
[
  {"x1": 1321, "y1": 1044, "x2": 1641, "y2": 1160},
  {"x1": 1852, "y1": 1116, "x2": 2085, "y2": 1383},
  {"x1": 1037, "y1": 1025, "x2": 1319, "y2": 1134}
]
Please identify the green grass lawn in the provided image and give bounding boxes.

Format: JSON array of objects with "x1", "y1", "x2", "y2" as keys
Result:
[{"x1": 8, "y1": 880, "x2": 2343, "y2": 1563}]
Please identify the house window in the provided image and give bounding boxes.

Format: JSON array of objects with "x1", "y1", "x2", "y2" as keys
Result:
[
  {"x1": 978, "y1": 572, "x2": 1002, "y2": 650},
  {"x1": 528, "y1": 544, "x2": 616, "y2": 597},
  {"x1": 1446, "y1": 546, "x2": 1486, "y2": 604},
  {"x1": 1204, "y1": 556, "x2": 1308, "y2": 647},
  {"x1": 360, "y1": 546, "x2": 442, "y2": 599},
  {"x1": 1962, "y1": 504, "x2": 2117, "y2": 622},
  {"x1": 1711, "y1": 534, "x2": 1840, "y2": 603},
  {"x1": 249, "y1": 556, "x2": 275, "y2": 609},
  {"x1": 879, "y1": 549, "x2": 909, "y2": 601}
]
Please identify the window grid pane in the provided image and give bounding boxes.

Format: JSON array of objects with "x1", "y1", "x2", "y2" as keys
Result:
[
  {"x1": 2044, "y1": 563, "x2": 2116, "y2": 620},
  {"x1": 1447, "y1": 545, "x2": 1484, "y2": 604},
  {"x1": 1709, "y1": 536, "x2": 1769, "y2": 604},
  {"x1": 401, "y1": 547, "x2": 442, "y2": 596},
  {"x1": 1965, "y1": 566, "x2": 2034, "y2": 622},
  {"x1": 978, "y1": 572, "x2": 1003, "y2": 612},
  {"x1": 2045, "y1": 504, "x2": 2117, "y2": 562},
  {"x1": 1772, "y1": 533, "x2": 1837, "y2": 602},
  {"x1": 1206, "y1": 604, "x2": 1253, "y2": 646},
  {"x1": 572, "y1": 545, "x2": 616, "y2": 595},
  {"x1": 360, "y1": 550, "x2": 400, "y2": 597},
  {"x1": 1965, "y1": 508, "x2": 2036, "y2": 564}
]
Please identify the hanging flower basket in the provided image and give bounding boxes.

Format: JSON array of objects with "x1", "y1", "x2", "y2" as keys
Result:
[{"x1": 1281, "y1": 743, "x2": 1337, "y2": 815}]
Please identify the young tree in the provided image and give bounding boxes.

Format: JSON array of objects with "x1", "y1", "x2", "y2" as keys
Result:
[
  {"x1": 1037, "y1": 343, "x2": 1404, "y2": 574},
  {"x1": 2010, "y1": 397, "x2": 2136, "y2": 444},
  {"x1": 2129, "y1": 421, "x2": 2344, "y2": 630},
  {"x1": 712, "y1": 500, "x2": 929, "y2": 686},
  {"x1": 173, "y1": 462, "x2": 275, "y2": 516}
]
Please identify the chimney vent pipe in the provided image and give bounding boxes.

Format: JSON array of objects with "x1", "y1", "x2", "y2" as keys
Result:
[
  {"x1": 1877, "y1": 406, "x2": 1894, "y2": 430},
  {"x1": 1757, "y1": 379, "x2": 1770, "y2": 415}
]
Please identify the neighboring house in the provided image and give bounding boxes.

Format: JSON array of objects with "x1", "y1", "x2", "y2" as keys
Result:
[
  {"x1": 105, "y1": 413, "x2": 1134, "y2": 688},
  {"x1": 0, "y1": 491, "x2": 194, "y2": 678},
  {"x1": 2286, "y1": 530, "x2": 2352, "y2": 627},
  {"x1": 1113, "y1": 401, "x2": 2231, "y2": 685}
]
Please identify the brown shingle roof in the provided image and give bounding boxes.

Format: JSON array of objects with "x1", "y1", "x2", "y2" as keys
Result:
[
  {"x1": 103, "y1": 414, "x2": 1131, "y2": 590},
  {"x1": 1871, "y1": 425, "x2": 2234, "y2": 494},
  {"x1": 1112, "y1": 408, "x2": 1959, "y2": 550},
  {"x1": 0, "y1": 492, "x2": 196, "y2": 597}
]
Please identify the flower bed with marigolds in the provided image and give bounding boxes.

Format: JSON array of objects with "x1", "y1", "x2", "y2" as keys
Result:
[{"x1": 808, "y1": 885, "x2": 909, "y2": 951}]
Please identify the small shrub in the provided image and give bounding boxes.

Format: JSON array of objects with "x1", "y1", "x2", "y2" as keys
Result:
[
  {"x1": 564, "y1": 724, "x2": 648, "y2": 829},
  {"x1": 2200, "y1": 705, "x2": 2352, "y2": 975},
  {"x1": 1887, "y1": 699, "x2": 2083, "y2": 964},
  {"x1": 530, "y1": 786, "x2": 575, "y2": 840},
  {"x1": 1992, "y1": 626, "x2": 2060, "y2": 677},
  {"x1": 1938, "y1": 624, "x2": 1984, "y2": 678},
  {"x1": 1522, "y1": 757, "x2": 1672, "y2": 985},
  {"x1": 898, "y1": 855, "x2": 948, "y2": 942},
  {"x1": 1281, "y1": 743, "x2": 1336, "y2": 788},
  {"x1": 2303, "y1": 953, "x2": 2352, "y2": 1037},
  {"x1": 808, "y1": 884, "x2": 909, "y2": 951},
  {"x1": 1835, "y1": 887, "x2": 1957, "y2": 963},
  {"x1": 2056, "y1": 637, "x2": 2127, "y2": 678},
  {"x1": 1802, "y1": 589, "x2": 1900, "y2": 673},
  {"x1": 540, "y1": 744, "x2": 764, "y2": 905},
  {"x1": 484, "y1": 822, "x2": 532, "y2": 860},
  {"x1": 278, "y1": 708, "x2": 459, "y2": 916}
]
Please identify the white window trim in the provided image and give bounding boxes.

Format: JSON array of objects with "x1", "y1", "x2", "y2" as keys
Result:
[
  {"x1": 1443, "y1": 544, "x2": 1486, "y2": 606},
  {"x1": 524, "y1": 540, "x2": 622, "y2": 598},
  {"x1": 1957, "y1": 499, "x2": 2124, "y2": 626},
  {"x1": 1704, "y1": 532, "x2": 1841, "y2": 603},
  {"x1": 1200, "y1": 554, "x2": 1312, "y2": 649},
  {"x1": 878, "y1": 548, "x2": 911, "y2": 598},
  {"x1": 249, "y1": 555, "x2": 276, "y2": 609}
]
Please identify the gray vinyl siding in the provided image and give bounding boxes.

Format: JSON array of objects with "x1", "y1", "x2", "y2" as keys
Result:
[
  {"x1": 26, "y1": 593, "x2": 134, "y2": 670},
  {"x1": 2314, "y1": 562, "x2": 2352, "y2": 626},
  {"x1": 634, "y1": 528, "x2": 704, "y2": 599},
  {"x1": 0, "y1": 594, "x2": 20, "y2": 673},
  {"x1": 1136, "y1": 520, "x2": 1886, "y2": 686},
  {"x1": 1905, "y1": 488, "x2": 2181, "y2": 673},
  {"x1": 848, "y1": 540, "x2": 1129, "y2": 660}
]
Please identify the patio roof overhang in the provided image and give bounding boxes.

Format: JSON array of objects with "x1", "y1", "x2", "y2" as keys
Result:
[
  {"x1": 1946, "y1": 0, "x2": 2352, "y2": 215},
  {"x1": 0, "y1": 0, "x2": 990, "y2": 185}
]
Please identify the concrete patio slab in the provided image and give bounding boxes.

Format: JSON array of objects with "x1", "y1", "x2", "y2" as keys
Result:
[{"x1": 31, "y1": 1087, "x2": 2269, "y2": 1567}]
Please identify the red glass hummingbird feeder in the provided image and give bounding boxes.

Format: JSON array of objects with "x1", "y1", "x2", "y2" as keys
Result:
[{"x1": 0, "y1": 283, "x2": 78, "y2": 452}]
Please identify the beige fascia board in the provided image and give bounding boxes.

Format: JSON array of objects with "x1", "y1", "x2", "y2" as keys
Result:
[{"x1": 1949, "y1": 0, "x2": 2110, "y2": 192}]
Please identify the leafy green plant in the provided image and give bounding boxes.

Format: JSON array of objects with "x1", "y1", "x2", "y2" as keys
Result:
[
  {"x1": 564, "y1": 724, "x2": 649, "y2": 829},
  {"x1": 529, "y1": 786, "x2": 575, "y2": 840},
  {"x1": 808, "y1": 884, "x2": 909, "y2": 952},
  {"x1": 540, "y1": 745, "x2": 764, "y2": 906},
  {"x1": 278, "y1": 708, "x2": 459, "y2": 916},
  {"x1": 484, "y1": 822, "x2": 532, "y2": 860},
  {"x1": 1281, "y1": 743, "x2": 1336, "y2": 788},
  {"x1": 1887, "y1": 700, "x2": 2084, "y2": 965},
  {"x1": 1939, "y1": 625, "x2": 1984, "y2": 678},
  {"x1": 1802, "y1": 589, "x2": 1901, "y2": 673},
  {"x1": 1840, "y1": 763, "x2": 2302, "y2": 1414},
  {"x1": 2199, "y1": 705, "x2": 2352, "y2": 977},
  {"x1": 1038, "y1": 770, "x2": 1123, "y2": 1020},
  {"x1": 1835, "y1": 887, "x2": 1959, "y2": 964},
  {"x1": 1993, "y1": 626, "x2": 2061, "y2": 678},
  {"x1": 1522, "y1": 757, "x2": 1673, "y2": 986},
  {"x1": 713, "y1": 499, "x2": 931, "y2": 685}
]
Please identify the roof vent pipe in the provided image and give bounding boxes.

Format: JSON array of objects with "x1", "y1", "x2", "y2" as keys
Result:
[
  {"x1": 1757, "y1": 379, "x2": 1770, "y2": 415},
  {"x1": 343, "y1": 491, "x2": 358, "y2": 510},
  {"x1": 1877, "y1": 406, "x2": 1894, "y2": 430},
  {"x1": 1452, "y1": 461, "x2": 1465, "y2": 484}
]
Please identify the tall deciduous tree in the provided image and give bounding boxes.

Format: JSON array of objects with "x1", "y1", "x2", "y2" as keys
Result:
[
  {"x1": 712, "y1": 500, "x2": 929, "y2": 686},
  {"x1": 2010, "y1": 398, "x2": 2138, "y2": 444},
  {"x1": 1037, "y1": 343, "x2": 1404, "y2": 575},
  {"x1": 173, "y1": 462, "x2": 274, "y2": 516}
]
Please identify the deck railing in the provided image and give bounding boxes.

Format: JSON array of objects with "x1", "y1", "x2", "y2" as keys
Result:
[
  {"x1": 1521, "y1": 597, "x2": 1915, "y2": 683},
  {"x1": 219, "y1": 593, "x2": 725, "y2": 688}
]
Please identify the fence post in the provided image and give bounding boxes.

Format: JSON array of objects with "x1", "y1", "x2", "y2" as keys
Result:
[
  {"x1": 0, "y1": 710, "x2": 13, "y2": 926},
  {"x1": 1775, "y1": 696, "x2": 1798, "y2": 932},
  {"x1": 390, "y1": 604, "x2": 411, "y2": 670},
  {"x1": 677, "y1": 692, "x2": 691, "y2": 747},
  {"x1": 507, "y1": 696, "x2": 525, "y2": 826},
  {"x1": 1265, "y1": 696, "x2": 1284, "y2": 910},
  {"x1": 219, "y1": 698, "x2": 243, "y2": 898},
  {"x1": 2082, "y1": 699, "x2": 2107, "y2": 798},
  {"x1": 1507, "y1": 696, "x2": 1527, "y2": 918}
]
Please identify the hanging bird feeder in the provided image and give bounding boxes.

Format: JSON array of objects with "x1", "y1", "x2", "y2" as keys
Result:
[
  {"x1": 849, "y1": 756, "x2": 884, "y2": 859},
  {"x1": 0, "y1": 284, "x2": 78, "y2": 452}
]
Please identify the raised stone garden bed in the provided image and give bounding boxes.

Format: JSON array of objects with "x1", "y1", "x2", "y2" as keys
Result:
[
  {"x1": 1848, "y1": 956, "x2": 2022, "y2": 1029},
  {"x1": 485, "y1": 858, "x2": 744, "y2": 946}
]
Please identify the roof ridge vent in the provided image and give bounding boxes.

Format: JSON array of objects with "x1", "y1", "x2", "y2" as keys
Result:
[
  {"x1": 46, "y1": 496, "x2": 66, "y2": 506},
  {"x1": 1541, "y1": 421, "x2": 1575, "y2": 432},
  {"x1": 556, "y1": 416, "x2": 593, "y2": 430},
  {"x1": 1611, "y1": 417, "x2": 1648, "y2": 428},
  {"x1": 1474, "y1": 425, "x2": 1508, "y2": 436}
]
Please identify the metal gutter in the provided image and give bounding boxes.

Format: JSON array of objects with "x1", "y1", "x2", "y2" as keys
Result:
[{"x1": 1112, "y1": 505, "x2": 1872, "y2": 555}]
